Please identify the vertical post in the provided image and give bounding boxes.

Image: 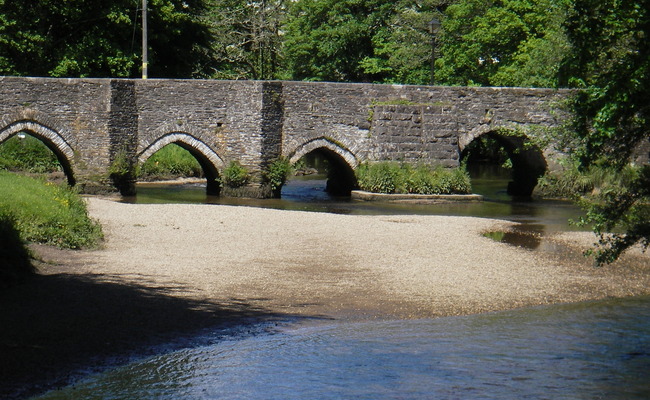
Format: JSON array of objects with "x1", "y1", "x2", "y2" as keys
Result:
[
  {"x1": 142, "y1": 0, "x2": 148, "y2": 79},
  {"x1": 259, "y1": 0, "x2": 266, "y2": 79},
  {"x1": 430, "y1": 34, "x2": 435, "y2": 85},
  {"x1": 429, "y1": 18, "x2": 441, "y2": 86}
]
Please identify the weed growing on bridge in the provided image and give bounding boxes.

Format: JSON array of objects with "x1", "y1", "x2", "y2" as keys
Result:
[
  {"x1": 356, "y1": 162, "x2": 472, "y2": 195},
  {"x1": 0, "y1": 171, "x2": 102, "y2": 249},
  {"x1": 223, "y1": 161, "x2": 250, "y2": 188},
  {"x1": 108, "y1": 150, "x2": 137, "y2": 196},
  {"x1": 264, "y1": 157, "x2": 293, "y2": 197}
]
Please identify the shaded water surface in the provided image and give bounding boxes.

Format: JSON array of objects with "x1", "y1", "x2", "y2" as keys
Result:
[{"x1": 33, "y1": 296, "x2": 650, "y2": 399}]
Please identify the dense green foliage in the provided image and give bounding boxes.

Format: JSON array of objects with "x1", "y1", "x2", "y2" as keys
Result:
[
  {"x1": 205, "y1": 0, "x2": 285, "y2": 79},
  {"x1": 436, "y1": 0, "x2": 570, "y2": 87},
  {"x1": 140, "y1": 144, "x2": 203, "y2": 180},
  {"x1": 0, "y1": 0, "x2": 588, "y2": 86},
  {"x1": 462, "y1": 135, "x2": 511, "y2": 169},
  {"x1": 0, "y1": 134, "x2": 60, "y2": 173},
  {"x1": 0, "y1": 0, "x2": 213, "y2": 78},
  {"x1": 0, "y1": 212, "x2": 34, "y2": 287},
  {"x1": 283, "y1": 0, "x2": 399, "y2": 82},
  {"x1": 0, "y1": 171, "x2": 103, "y2": 249},
  {"x1": 556, "y1": 0, "x2": 650, "y2": 265},
  {"x1": 222, "y1": 161, "x2": 250, "y2": 188},
  {"x1": 356, "y1": 162, "x2": 471, "y2": 195}
]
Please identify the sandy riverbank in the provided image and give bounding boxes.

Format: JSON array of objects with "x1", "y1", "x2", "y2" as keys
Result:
[{"x1": 1, "y1": 197, "x2": 649, "y2": 398}]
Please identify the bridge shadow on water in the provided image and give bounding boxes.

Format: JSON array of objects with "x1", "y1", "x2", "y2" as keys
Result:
[{"x1": 0, "y1": 266, "x2": 307, "y2": 399}]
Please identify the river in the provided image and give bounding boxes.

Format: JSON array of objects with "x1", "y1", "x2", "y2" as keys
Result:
[
  {"x1": 30, "y1": 172, "x2": 650, "y2": 399},
  {"x1": 32, "y1": 296, "x2": 650, "y2": 399}
]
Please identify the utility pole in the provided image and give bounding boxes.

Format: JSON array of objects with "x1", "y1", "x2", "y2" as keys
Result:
[
  {"x1": 142, "y1": 0, "x2": 148, "y2": 79},
  {"x1": 429, "y1": 19, "x2": 441, "y2": 86}
]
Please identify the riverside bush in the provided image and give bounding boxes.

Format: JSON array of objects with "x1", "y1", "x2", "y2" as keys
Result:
[
  {"x1": 356, "y1": 162, "x2": 472, "y2": 195},
  {"x1": 536, "y1": 163, "x2": 637, "y2": 199},
  {"x1": 356, "y1": 162, "x2": 402, "y2": 193},
  {"x1": 0, "y1": 171, "x2": 103, "y2": 249}
]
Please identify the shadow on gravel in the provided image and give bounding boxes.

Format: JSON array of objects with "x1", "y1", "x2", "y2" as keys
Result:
[{"x1": 0, "y1": 272, "x2": 298, "y2": 399}]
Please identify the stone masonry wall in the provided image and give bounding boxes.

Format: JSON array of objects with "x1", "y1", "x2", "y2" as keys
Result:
[
  {"x1": 281, "y1": 82, "x2": 568, "y2": 168},
  {"x1": 0, "y1": 77, "x2": 113, "y2": 189},
  {"x1": 0, "y1": 77, "x2": 573, "y2": 197}
]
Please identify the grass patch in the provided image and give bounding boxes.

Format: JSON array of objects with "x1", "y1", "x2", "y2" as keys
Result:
[
  {"x1": 0, "y1": 171, "x2": 103, "y2": 249},
  {"x1": 356, "y1": 162, "x2": 472, "y2": 195},
  {"x1": 536, "y1": 163, "x2": 639, "y2": 199},
  {"x1": 139, "y1": 144, "x2": 203, "y2": 181}
]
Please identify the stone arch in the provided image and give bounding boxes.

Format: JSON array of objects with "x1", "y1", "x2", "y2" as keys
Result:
[
  {"x1": 138, "y1": 132, "x2": 225, "y2": 195},
  {"x1": 288, "y1": 137, "x2": 359, "y2": 195},
  {"x1": 0, "y1": 120, "x2": 76, "y2": 185},
  {"x1": 459, "y1": 125, "x2": 547, "y2": 197},
  {"x1": 289, "y1": 137, "x2": 359, "y2": 169}
]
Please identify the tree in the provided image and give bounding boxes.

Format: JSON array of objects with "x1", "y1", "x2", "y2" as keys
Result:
[
  {"x1": 357, "y1": 0, "x2": 449, "y2": 85},
  {"x1": 560, "y1": 0, "x2": 650, "y2": 265},
  {"x1": 0, "y1": 0, "x2": 213, "y2": 78},
  {"x1": 436, "y1": 0, "x2": 571, "y2": 87},
  {"x1": 205, "y1": 0, "x2": 285, "y2": 80},
  {"x1": 282, "y1": 0, "x2": 400, "y2": 82}
]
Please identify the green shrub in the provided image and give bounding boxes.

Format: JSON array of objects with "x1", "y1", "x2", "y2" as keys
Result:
[
  {"x1": 356, "y1": 162, "x2": 402, "y2": 193},
  {"x1": 0, "y1": 212, "x2": 35, "y2": 286},
  {"x1": 404, "y1": 164, "x2": 431, "y2": 194},
  {"x1": 139, "y1": 144, "x2": 203, "y2": 180},
  {"x1": 0, "y1": 171, "x2": 103, "y2": 249},
  {"x1": 223, "y1": 161, "x2": 250, "y2": 188},
  {"x1": 0, "y1": 133, "x2": 60, "y2": 173},
  {"x1": 430, "y1": 165, "x2": 473, "y2": 195},
  {"x1": 265, "y1": 157, "x2": 293, "y2": 196},
  {"x1": 356, "y1": 162, "x2": 472, "y2": 195}
]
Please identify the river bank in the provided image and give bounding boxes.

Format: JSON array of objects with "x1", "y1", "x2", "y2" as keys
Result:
[{"x1": 1, "y1": 197, "x2": 649, "y2": 398}]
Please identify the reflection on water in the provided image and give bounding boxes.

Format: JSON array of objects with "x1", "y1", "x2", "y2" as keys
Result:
[{"x1": 34, "y1": 296, "x2": 650, "y2": 400}]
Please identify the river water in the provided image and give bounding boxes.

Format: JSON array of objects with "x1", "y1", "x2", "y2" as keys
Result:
[
  {"x1": 33, "y1": 297, "x2": 650, "y2": 400},
  {"x1": 124, "y1": 172, "x2": 587, "y2": 251},
  {"x1": 125, "y1": 173, "x2": 585, "y2": 229},
  {"x1": 30, "y1": 173, "x2": 650, "y2": 399}
]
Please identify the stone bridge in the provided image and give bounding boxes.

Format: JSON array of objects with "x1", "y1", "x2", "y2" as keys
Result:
[{"x1": 0, "y1": 76, "x2": 573, "y2": 197}]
